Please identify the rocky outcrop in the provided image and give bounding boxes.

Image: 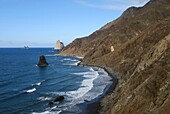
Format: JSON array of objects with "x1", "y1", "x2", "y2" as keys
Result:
[
  {"x1": 48, "y1": 96, "x2": 65, "y2": 106},
  {"x1": 54, "y1": 96, "x2": 64, "y2": 102},
  {"x1": 37, "y1": 55, "x2": 48, "y2": 67},
  {"x1": 55, "y1": 40, "x2": 64, "y2": 50},
  {"x1": 60, "y1": 0, "x2": 170, "y2": 114}
]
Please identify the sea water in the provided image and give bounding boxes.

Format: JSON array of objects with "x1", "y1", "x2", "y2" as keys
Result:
[{"x1": 0, "y1": 48, "x2": 112, "y2": 114}]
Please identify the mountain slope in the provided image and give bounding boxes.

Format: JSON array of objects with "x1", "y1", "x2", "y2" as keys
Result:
[{"x1": 61, "y1": 0, "x2": 170, "y2": 113}]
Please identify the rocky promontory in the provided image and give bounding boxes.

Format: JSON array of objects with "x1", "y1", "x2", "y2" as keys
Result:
[{"x1": 61, "y1": 0, "x2": 170, "y2": 114}]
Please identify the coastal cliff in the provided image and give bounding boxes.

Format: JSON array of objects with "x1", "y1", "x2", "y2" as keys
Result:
[{"x1": 61, "y1": 0, "x2": 170, "y2": 114}]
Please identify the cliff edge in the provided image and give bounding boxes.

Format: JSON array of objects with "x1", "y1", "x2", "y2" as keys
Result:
[{"x1": 61, "y1": 0, "x2": 170, "y2": 113}]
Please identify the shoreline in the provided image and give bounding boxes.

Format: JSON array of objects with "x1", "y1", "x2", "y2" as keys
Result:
[
  {"x1": 81, "y1": 65, "x2": 119, "y2": 114},
  {"x1": 56, "y1": 55, "x2": 120, "y2": 114}
]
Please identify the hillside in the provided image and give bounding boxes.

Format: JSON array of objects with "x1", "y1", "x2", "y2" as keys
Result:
[{"x1": 61, "y1": 0, "x2": 170, "y2": 113}]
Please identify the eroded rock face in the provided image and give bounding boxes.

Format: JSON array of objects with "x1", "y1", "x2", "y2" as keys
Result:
[
  {"x1": 55, "y1": 40, "x2": 64, "y2": 50},
  {"x1": 37, "y1": 55, "x2": 48, "y2": 67}
]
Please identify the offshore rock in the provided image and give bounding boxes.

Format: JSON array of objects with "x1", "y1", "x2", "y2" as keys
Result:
[
  {"x1": 54, "y1": 96, "x2": 64, "y2": 102},
  {"x1": 55, "y1": 40, "x2": 64, "y2": 50},
  {"x1": 37, "y1": 55, "x2": 48, "y2": 67}
]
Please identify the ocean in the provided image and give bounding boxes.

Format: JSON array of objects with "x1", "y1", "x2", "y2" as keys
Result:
[{"x1": 0, "y1": 48, "x2": 112, "y2": 114}]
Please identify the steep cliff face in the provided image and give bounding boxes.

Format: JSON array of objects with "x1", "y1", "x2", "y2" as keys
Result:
[
  {"x1": 61, "y1": 0, "x2": 170, "y2": 57},
  {"x1": 99, "y1": 19, "x2": 170, "y2": 114},
  {"x1": 61, "y1": 0, "x2": 170, "y2": 113}
]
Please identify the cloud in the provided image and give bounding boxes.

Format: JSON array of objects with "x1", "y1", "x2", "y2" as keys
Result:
[{"x1": 74, "y1": 0, "x2": 150, "y2": 10}]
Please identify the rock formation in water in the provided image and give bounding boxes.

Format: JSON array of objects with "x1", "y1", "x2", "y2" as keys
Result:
[
  {"x1": 37, "y1": 55, "x2": 48, "y2": 67},
  {"x1": 54, "y1": 96, "x2": 64, "y2": 102},
  {"x1": 48, "y1": 96, "x2": 64, "y2": 106},
  {"x1": 55, "y1": 40, "x2": 64, "y2": 50},
  {"x1": 61, "y1": 0, "x2": 170, "y2": 114}
]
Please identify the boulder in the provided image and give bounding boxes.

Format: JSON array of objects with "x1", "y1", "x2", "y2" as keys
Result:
[
  {"x1": 37, "y1": 55, "x2": 48, "y2": 67},
  {"x1": 54, "y1": 96, "x2": 64, "y2": 102}
]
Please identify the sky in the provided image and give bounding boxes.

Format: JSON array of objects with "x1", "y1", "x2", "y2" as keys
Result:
[{"x1": 0, "y1": 0, "x2": 149, "y2": 47}]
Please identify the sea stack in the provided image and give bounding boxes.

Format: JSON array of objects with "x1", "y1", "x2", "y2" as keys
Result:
[
  {"x1": 37, "y1": 55, "x2": 48, "y2": 67},
  {"x1": 54, "y1": 40, "x2": 64, "y2": 50}
]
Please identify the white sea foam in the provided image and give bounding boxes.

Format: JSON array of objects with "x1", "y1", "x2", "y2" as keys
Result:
[
  {"x1": 73, "y1": 71, "x2": 99, "y2": 77},
  {"x1": 38, "y1": 96, "x2": 51, "y2": 101},
  {"x1": 32, "y1": 111, "x2": 50, "y2": 114},
  {"x1": 63, "y1": 61, "x2": 80, "y2": 66},
  {"x1": 32, "y1": 110, "x2": 61, "y2": 114},
  {"x1": 47, "y1": 67, "x2": 112, "y2": 113},
  {"x1": 89, "y1": 67, "x2": 95, "y2": 71},
  {"x1": 36, "y1": 82, "x2": 41, "y2": 86},
  {"x1": 26, "y1": 88, "x2": 36, "y2": 93},
  {"x1": 33, "y1": 80, "x2": 45, "y2": 86},
  {"x1": 63, "y1": 58, "x2": 79, "y2": 62},
  {"x1": 32, "y1": 106, "x2": 61, "y2": 114},
  {"x1": 54, "y1": 69, "x2": 99, "y2": 104},
  {"x1": 72, "y1": 72, "x2": 90, "y2": 75},
  {"x1": 51, "y1": 106, "x2": 57, "y2": 110},
  {"x1": 75, "y1": 56, "x2": 84, "y2": 59},
  {"x1": 45, "y1": 54, "x2": 55, "y2": 57}
]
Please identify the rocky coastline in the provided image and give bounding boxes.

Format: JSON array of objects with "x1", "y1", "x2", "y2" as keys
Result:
[
  {"x1": 60, "y1": 0, "x2": 170, "y2": 114},
  {"x1": 77, "y1": 62, "x2": 120, "y2": 114}
]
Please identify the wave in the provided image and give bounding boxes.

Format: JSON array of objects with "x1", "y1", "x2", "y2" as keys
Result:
[
  {"x1": 50, "y1": 67, "x2": 112, "y2": 107},
  {"x1": 63, "y1": 61, "x2": 80, "y2": 66},
  {"x1": 25, "y1": 88, "x2": 36, "y2": 93},
  {"x1": 52, "y1": 68, "x2": 99, "y2": 101},
  {"x1": 89, "y1": 67, "x2": 95, "y2": 71},
  {"x1": 63, "y1": 58, "x2": 79, "y2": 62},
  {"x1": 73, "y1": 71, "x2": 99, "y2": 77},
  {"x1": 62, "y1": 57, "x2": 81, "y2": 66},
  {"x1": 66, "y1": 72, "x2": 98, "y2": 99},
  {"x1": 71, "y1": 61, "x2": 80, "y2": 66},
  {"x1": 32, "y1": 106, "x2": 61, "y2": 114},
  {"x1": 45, "y1": 76, "x2": 78, "y2": 87},
  {"x1": 0, "y1": 87, "x2": 37, "y2": 102},
  {"x1": 32, "y1": 110, "x2": 61, "y2": 114},
  {"x1": 36, "y1": 82, "x2": 41, "y2": 86},
  {"x1": 32, "y1": 80, "x2": 45, "y2": 86},
  {"x1": 75, "y1": 56, "x2": 84, "y2": 59},
  {"x1": 45, "y1": 54, "x2": 55, "y2": 57},
  {"x1": 33, "y1": 66, "x2": 112, "y2": 114},
  {"x1": 37, "y1": 96, "x2": 51, "y2": 101}
]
